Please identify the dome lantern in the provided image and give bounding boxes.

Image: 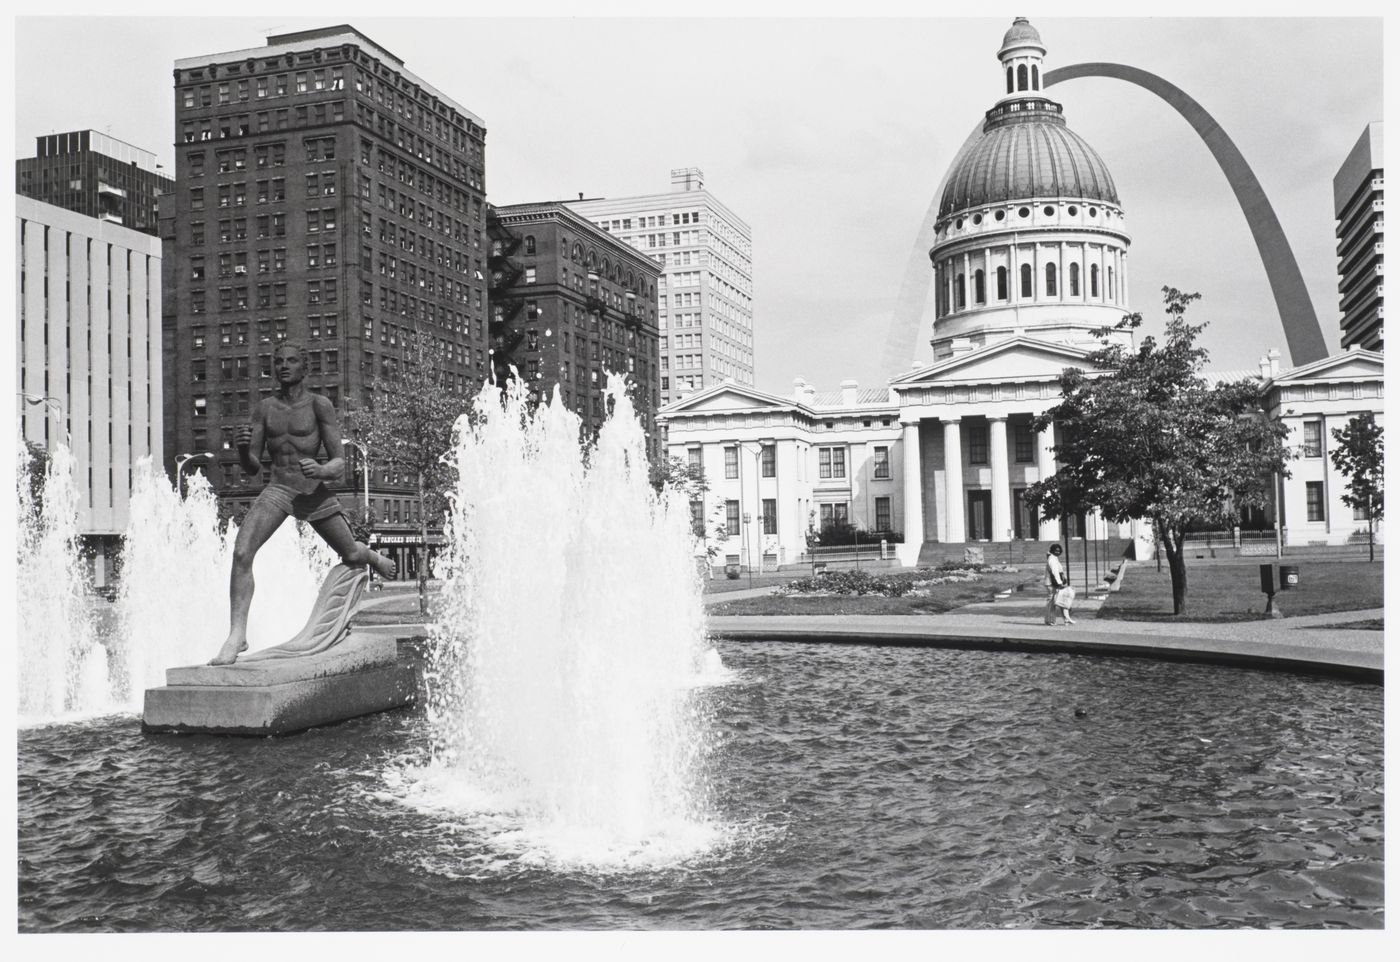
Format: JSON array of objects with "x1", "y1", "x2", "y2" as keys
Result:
[{"x1": 998, "y1": 17, "x2": 1047, "y2": 100}]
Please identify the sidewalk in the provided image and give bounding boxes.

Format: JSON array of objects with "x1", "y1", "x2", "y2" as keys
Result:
[
  {"x1": 704, "y1": 585, "x2": 1384, "y2": 681},
  {"x1": 348, "y1": 583, "x2": 1383, "y2": 681}
]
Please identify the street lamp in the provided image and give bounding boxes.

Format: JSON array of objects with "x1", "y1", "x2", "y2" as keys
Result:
[
  {"x1": 18, "y1": 392, "x2": 69, "y2": 446},
  {"x1": 343, "y1": 439, "x2": 371, "y2": 519},
  {"x1": 175, "y1": 451, "x2": 215, "y2": 498}
]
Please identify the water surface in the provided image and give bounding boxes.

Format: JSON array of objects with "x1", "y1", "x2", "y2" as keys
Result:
[{"x1": 18, "y1": 643, "x2": 1383, "y2": 930}]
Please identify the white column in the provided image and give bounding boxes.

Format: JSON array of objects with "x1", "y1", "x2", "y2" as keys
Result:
[
  {"x1": 1036, "y1": 421, "x2": 1061, "y2": 542},
  {"x1": 1058, "y1": 241, "x2": 1067, "y2": 303},
  {"x1": 989, "y1": 416, "x2": 1012, "y2": 543},
  {"x1": 943, "y1": 418, "x2": 966, "y2": 544},
  {"x1": 961, "y1": 251, "x2": 971, "y2": 311},
  {"x1": 896, "y1": 419, "x2": 923, "y2": 566}
]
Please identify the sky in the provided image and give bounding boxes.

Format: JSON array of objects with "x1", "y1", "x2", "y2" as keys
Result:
[{"x1": 9, "y1": 9, "x2": 1386, "y2": 396}]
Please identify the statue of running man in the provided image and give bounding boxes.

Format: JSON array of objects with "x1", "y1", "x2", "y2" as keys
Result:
[{"x1": 210, "y1": 342, "x2": 396, "y2": 665}]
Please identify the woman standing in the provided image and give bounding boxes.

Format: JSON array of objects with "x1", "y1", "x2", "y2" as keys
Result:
[{"x1": 1043, "y1": 543, "x2": 1075, "y2": 626}]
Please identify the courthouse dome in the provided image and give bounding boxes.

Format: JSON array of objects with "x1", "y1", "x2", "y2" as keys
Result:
[
  {"x1": 938, "y1": 106, "x2": 1120, "y2": 218},
  {"x1": 938, "y1": 17, "x2": 1120, "y2": 220}
]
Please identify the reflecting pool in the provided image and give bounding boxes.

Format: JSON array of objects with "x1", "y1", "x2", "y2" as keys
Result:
[{"x1": 18, "y1": 642, "x2": 1383, "y2": 931}]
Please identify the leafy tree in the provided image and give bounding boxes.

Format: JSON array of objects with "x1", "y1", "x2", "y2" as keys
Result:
[
  {"x1": 1330, "y1": 412, "x2": 1384, "y2": 562},
  {"x1": 1026, "y1": 288, "x2": 1291, "y2": 615},
  {"x1": 347, "y1": 329, "x2": 467, "y2": 613},
  {"x1": 648, "y1": 455, "x2": 711, "y2": 539}
]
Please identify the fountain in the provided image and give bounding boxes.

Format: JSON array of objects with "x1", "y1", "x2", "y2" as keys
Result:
[
  {"x1": 17, "y1": 449, "x2": 340, "y2": 726},
  {"x1": 14, "y1": 380, "x2": 1384, "y2": 929},
  {"x1": 400, "y1": 376, "x2": 722, "y2": 869}
]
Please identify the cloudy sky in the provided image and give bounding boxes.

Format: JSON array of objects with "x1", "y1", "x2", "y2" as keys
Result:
[{"x1": 11, "y1": 10, "x2": 1384, "y2": 394}]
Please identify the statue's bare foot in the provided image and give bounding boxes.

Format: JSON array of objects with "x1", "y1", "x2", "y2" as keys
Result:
[
  {"x1": 209, "y1": 638, "x2": 248, "y2": 666},
  {"x1": 369, "y1": 551, "x2": 397, "y2": 580}
]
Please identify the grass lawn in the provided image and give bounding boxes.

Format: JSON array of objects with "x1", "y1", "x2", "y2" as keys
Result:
[
  {"x1": 1097, "y1": 558, "x2": 1386, "y2": 623},
  {"x1": 705, "y1": 568, "x2": 1036, "y2": 616},
  {"x1": 702, "y1": 572, "x2": 818, "y2": 595}
]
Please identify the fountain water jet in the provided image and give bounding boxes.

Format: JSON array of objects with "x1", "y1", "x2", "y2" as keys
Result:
[
  {"x1": 17, "y1": 438, "x2": 111, "y2": 722},
  {"x1": 115, "y1": 458, "x2": 339, "y2": 709},
  {"x1": 16, "y1": 448, "x2": 341, "y2": 724},
  {"x1": 409, "y1": 376, "x2": 720, "y2": 869}
]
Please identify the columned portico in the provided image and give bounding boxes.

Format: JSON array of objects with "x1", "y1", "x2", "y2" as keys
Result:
[
  {"x1": 1035, "y1": 422, "x2": 1062, "y2": 541},
  {"x1": 942, "y1": 418, "x2": 966, "y2": 543},
  {"x1": 988, "y1": 416, "x2": 1012, "y2": 542}
]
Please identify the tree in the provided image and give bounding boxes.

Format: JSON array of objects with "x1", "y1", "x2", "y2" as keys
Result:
[
  {"x1": 1026, "y1": 288, "x2": 1291, "y2": 615},
  {"x1": 346, "y1": 329, "x2": 467, "y2": 614},
  {"x1": 649, "y1": 455, "x2": 710, "y2": 539},
  {"x1": 1330, "y1": 412, "x2": 1384, "y2": 562}
]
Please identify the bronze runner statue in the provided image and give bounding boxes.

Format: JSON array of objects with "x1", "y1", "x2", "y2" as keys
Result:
[{"x1": 210, "y1": 342, "x2": 396, "y2": 666}]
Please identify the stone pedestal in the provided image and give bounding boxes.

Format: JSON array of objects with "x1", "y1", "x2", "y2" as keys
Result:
[{"x1": 142, "y1": 633, "x2": 415, "y2": 736}]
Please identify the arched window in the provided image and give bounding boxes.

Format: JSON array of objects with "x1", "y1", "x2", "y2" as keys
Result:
[
  {"x1": 1032, "y1": 65, "x2": 1040, "y2": 90},
  {"x1": 974, "y1": 268, "x2": 986, "y2": 305},
  {"x1": 1017, "y1": 64, "x2": 1028, "y2": 91},
  {"x1": 1020, "y1": 263, "x2": 1033, "y2": 298},
  {"x1": 1045, "y1": 262, "x2": 1057, "y2": 297},
  {"x1": 1090, "y1": 264, "x2": 1100, "y2": 298},
  {"x1": 996, "y1": 266, "x2": 1008, "y2": 300},
  {"x1": 956, "y1": 273, "x2": 966, "y2": 310},
  {"x1": 523, "y1": 235, "x2": 536, "y2": 255},
  {"x1": 1006, "y1": 67, "x2": 1014, "y2": 95},
  {"x1": 1069, "y1": 262, "x2": 1080, "y2": 296},
  {"x1": 1107, "y1": 266, "x2": 1115, "y2": 300}
]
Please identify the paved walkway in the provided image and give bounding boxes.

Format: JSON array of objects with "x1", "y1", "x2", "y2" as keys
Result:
[
  {"x1": 704, "y1": 585, "x2": 1384, "y2": 681},
  {"x1": 349, "y1": 581, "x2": 1384, "y2": 682}
]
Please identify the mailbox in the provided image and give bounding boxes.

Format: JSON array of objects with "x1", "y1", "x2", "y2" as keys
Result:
[
  {"x1": 1259, "y1": 563, "x2": 1279, "y2": 595},
  {"x1": 1279, "y1": 564, "x2": 1299, "y2": 590}
]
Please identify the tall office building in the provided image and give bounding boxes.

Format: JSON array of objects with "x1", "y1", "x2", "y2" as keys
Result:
[
  {"x1": 166, "y1": 25, "x2": 489, "y2": 576},
  {"x1": 16, "y1": 195, "x2": 164, "y2": 586},
  {"x1": 17, "y1": 130, "x2": 174, "y2": 236},
  {"x1": 568, "y1": 168, "x2": 753, "y2": 412},
  {"x1": 487, "y1": 202, "x2": 662, "y2": 454},
  {"x1": 1333, "y1": 122, "x2": 1383, "y2": 352}
]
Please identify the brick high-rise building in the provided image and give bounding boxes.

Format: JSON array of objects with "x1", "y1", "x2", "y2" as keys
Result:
[
  {"x1": 165, "y1": 25, "x2": 489, "y2": 577},
  {"x1": 568, "y1": 168, "x2": 753, "y2": 413},
  {"x1": 487, "y1": 202, "x2": 663, "y2": 456},
  {"x1": 1333, "y1": 122, "x2": 1384, "y2": 352},
  {"x1": 17, "y1": 130, "x2": 174, "y2": 236}
]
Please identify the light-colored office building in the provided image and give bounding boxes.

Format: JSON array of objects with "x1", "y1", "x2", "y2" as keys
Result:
[
  {"x1": 16, "y1": 195, "x2": 165, "y2": 585},
  {"x1": 568, "y1": 168, "x2": 753, "y2": 411}
]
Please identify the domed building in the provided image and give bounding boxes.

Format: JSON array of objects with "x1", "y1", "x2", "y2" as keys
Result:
[
  {"x1": 929, "y1": 17, "x2": 1133, "y2": 360},
  {"x1": 655, "y1": 19, "x2": 1380, "y2": 574}
]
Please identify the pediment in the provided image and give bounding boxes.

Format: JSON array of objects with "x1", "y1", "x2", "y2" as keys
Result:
[
  {"x1": 892, "y1": 337, "x2": 1095, "y2": 389},
  {"x1": 660, "y1": 383, "x2": 797, "y2": 416},
  {"x1": 1272, "y1": 350, "x2": 1384, "y2": 384}
]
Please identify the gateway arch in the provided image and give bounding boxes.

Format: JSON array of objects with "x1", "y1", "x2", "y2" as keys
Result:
[{"x1": 881, "y1": 62, "x2": 1330, "y2": 377}]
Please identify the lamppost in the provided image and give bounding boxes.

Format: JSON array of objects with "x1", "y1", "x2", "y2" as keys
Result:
[
  {"x1": 740, "y1": 440, "x2": 769, "y2": 578},
  {"x1": 18, "y1": 392, "x2": 68, "y2": 446},
  {"x1": 343, "y1": 439, "x2": 371, "y2": 518},
  {"x1": 343, "y1": 438, "x2": 376, "y2": 586},
  {"x1": 175, "y1": 451, "x2": 215, "y2": 498}
]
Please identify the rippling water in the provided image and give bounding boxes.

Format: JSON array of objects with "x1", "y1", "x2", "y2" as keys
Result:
[{"x1": 17, "y1": 643, "x2": 1383, "y2": 931}]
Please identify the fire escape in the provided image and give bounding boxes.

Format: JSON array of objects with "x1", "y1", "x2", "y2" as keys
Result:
[{"x1": 486, "y1": 216, "x2": 527, "y2": 387}]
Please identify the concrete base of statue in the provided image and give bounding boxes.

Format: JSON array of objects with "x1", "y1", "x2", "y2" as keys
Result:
[
  {"x1": 141, "y1": 564, "x2": 416, "y2": 736},
  {"x1": 142, "y1": 633, "x2": 415, "y2": 736}
]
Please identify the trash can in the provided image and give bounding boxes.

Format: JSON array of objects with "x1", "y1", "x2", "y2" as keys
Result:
[
  {"x1": 725, "y1": 563, "x2": 741, "y2": 580},
  {"x1": 1279, "y1": 564, "x2": 1300, "y2": 590}
]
